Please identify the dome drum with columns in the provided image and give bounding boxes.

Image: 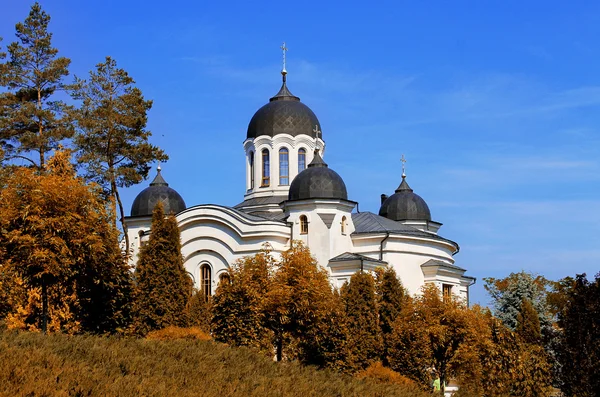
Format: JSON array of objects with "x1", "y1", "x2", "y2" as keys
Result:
[{"x1": 125, "y1": 49, "x2": 474, "y2": 303}]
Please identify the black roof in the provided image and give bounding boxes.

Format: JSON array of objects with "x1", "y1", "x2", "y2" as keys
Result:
[
  {"x1": 234, "y1": 195, "x2": 286, "y2": 209},
  {"x1": 421, "y1": 259, "x2": 466, "y2": 272},
  {"x1": 330, "y1": 252, "x2": 387, "y2": 264},
  {"x1": 130, "y1": 169, "x2": 186, "y2": 217},
  {"x1": 351, "y1": 212, "x2": 459, "y2": 251},
  {"x1": 246, "y1": 76, "x2": 321, "y2": 139},
  {"x1": 288, "y1": 150, "x2": 348, "y2": 201},
  {"x1": 379, "y1": 176, "x2": 431, "y2": 221}
]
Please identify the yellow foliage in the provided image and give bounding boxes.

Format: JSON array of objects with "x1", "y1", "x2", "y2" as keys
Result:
[
  {"x1": 146, "y1": 326, "x2": 211, "y2": 341},
  {"x1": 356, "y1": 362, "x2": 416, "y2": 386},
  {"x1": 0, "y1": 150, "x2": 130, "y2": 334}
]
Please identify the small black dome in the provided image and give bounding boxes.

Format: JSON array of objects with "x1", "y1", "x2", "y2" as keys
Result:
[
  {"x1": 379, "y1": 176, "x2": 431, "y2": 221},
  {"x1": 288, "y1": 150, "x2": 348, "y2": 201},
  {"x1": 247, "y1": 76, "x2": 321, "y2": 139},
  {"x1": 130, "y1": 168, "x2": 186, "y2": 217}
]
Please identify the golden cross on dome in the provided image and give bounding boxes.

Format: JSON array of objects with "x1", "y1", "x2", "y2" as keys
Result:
[
  {"x1": 401, "y1": 154, "x2": 407, "y2": 177},
  {"x1": 281, "y1": 42, "x2": 288, "y2": 74},
  {"x1": 313, "y1": 124, "x2": 322, "y2": 150}
]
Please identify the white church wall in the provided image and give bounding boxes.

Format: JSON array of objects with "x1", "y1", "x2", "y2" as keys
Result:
[
  {"x1": 124, "y1": 216, "x2": 151, "y2": 266},
  {"x1": 176, "y1": 205, "x2": 291, "y2": 291},
  {"x1": 283, "y1": 199, "x2": 355, "y2": 271},
  {"x1": 350, "y1": 233, "x2": 463, "y2": 297}
]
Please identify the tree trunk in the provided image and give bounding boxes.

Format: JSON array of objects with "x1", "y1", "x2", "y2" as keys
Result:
[
  {"x1": 38, "y1": 87, "x2": 44, "y2": 169},
  {"x1": 41, "y1": 277, "x2": 48, "y2": 334},
  {"x1": 113, "y1": 180, "x2": 129, "y2": 260},
  {"x1": 276, "y1": 334, "x2": 283, "y2": 362},
  {"x1": 440, "y1": 368, "x2": 446, "y2": 395}
]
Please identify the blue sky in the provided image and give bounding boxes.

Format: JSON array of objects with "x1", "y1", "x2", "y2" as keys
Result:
[{"x1": 3, "y1": 1, "x2": 600, "y2": 305}]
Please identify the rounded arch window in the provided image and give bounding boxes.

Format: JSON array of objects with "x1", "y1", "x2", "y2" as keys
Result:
[
  {"x1": 249, "y1": 151, "x2": 255, "y2": 189},
  {"x1": 341, "y1": 216, "x2": 347, "y2": 235},
  {"x1": 261, "y1": 149, "x2": 270, "y2": 186},
  {"x1": 299, "y1": 215, "x2": 308, "y2": 235},
  {"x1": 279, "y1": 147, "x2": 289, "y2": 185},
  {"x1": 200, "y1": 263, "x2": 212, "y2": 299},
  {"x1": 298, "y1": 148, "x2": 306, "y2": 172}
]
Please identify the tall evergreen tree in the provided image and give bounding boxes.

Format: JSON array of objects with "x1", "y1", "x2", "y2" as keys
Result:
[
  {"x1": 132, "y1": 203, "x2": 191, "y2": 335},
  {"x1": 0, "y1": 150, "x2": 132, "y2": 333},
  {"x1": 516, "y1": 298, "x2": 542, "y2": 345},
  {"x1": 558, "y1": 273, "x2": 600, "y2": 396},
  {"x1": 185, "y1": 289, "x2": 212, "y2": 333},
  {"x1": 0, "y1": 3, "x2": 72, "y2": 168},
  {"x1": 374, "y1": 266, "x2": 406, "y2": 335},
  {"x1": 267, "y1": 242, "x2": 347, "y2": 367},
  {"x1": 484, "y1": 271, "x2": 551, "y2": 332},
  {"x1": 71, "y1": 56, "x2": 167, "y2": 255},
  {"x1": 342, "y1": 271, "x2": 381, "y2": 371},
  {"x1": 485, "y1": 271, "x2": 559, "y2": 387},
  {"x1": 211, "y1": 247, "x2": 274, "y2": 353},
  {"x1": 374, "y1": 266, "x2": 406, "y2": 365}
]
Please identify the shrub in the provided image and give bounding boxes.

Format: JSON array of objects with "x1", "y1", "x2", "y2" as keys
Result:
[
  {"x1": 356, "y1": 362, "x2": 416, "y2": 386},
  {"x1": 146, "y1": 326, "x2": 211, "y2": 341}
]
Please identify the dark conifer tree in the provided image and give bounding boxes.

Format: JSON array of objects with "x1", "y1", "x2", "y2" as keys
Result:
[
  {"x1": 516, "y1": 298, "x2": 542, "y2": 345},
  {"x1": 132, "y1": 202, "x2": 191, "y2": 335},
  {"x1": 186, "y1": 289, "x2": 212, "y2": 333},
  {"x1": 375, "y1": 266, "x2": 405, "y2": 335},
  {"x1": 268, "y1": 242, "x2": 348, "y2": 367},
  {"x1": 0, "y1": 3, "x2": 72, "y2": 168},
  {"x1": 374, "y1": 266, "x2": 406, "y2": 365},
  {"x1": 211, "y1": 248, "x2": 274, "y2": 353},
  {"x1": 558, "y1": 273, "x2": 600, "y2": 396},
  {"x1": 342, "y1": 271, "x2": 382, "y2": 371}
]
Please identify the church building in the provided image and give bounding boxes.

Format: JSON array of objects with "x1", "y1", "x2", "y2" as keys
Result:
[{"x1": 124, "y1": 56, "x2": 475, "y2": 302}]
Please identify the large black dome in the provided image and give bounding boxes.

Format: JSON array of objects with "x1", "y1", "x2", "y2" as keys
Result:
[
  {"x1": 130, "y1": 169, "x2": 186, "y2": 217},
  {"x1": 379, "y1": 176, "x2": 431, "y2": 221},
  {"x1": 288, "y1": 150, "x2": 348, "y2": 201},
  {"x1": 247, "y1": 76, "x2": 321, "y2": 139}
]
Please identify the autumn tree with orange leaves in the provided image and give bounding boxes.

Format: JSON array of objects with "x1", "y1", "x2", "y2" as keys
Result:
[{"x1": 0, "y1": 150, "x2": 132, "y2": 333}]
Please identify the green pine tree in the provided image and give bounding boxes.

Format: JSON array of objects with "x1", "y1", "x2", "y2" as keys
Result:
[
  {"x1": 0, "y1": 3, "x2": 72, "y2": 168},
  {"x1": 132, "y1": 202, "x2": 191, "y2": 335},
  {"x1": 342, "y1": 271, "x2": 382, "y2": 371},
  {"x1": 71, "y1": 56, "x2": 167, "y2": 254},
  {"x1": 516, "y1": 298, "x2": 542, "y2": 345}
]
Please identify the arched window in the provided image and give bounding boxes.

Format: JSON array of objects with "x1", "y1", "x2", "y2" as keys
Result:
[
  {"x1": 261, "y1": 149, "x2": 270, "y2": 186},
  {"x1": 249, "y1": 151, "x2": 255, "y2": 189},
  {"x1": 299, "y1": 215, "x2": 308, "y2": 234},
  {"x1": 200, "y1": 264, "x2": 212, "y2": 299},
  {"x1": 341, "y1": 216, "x2": 347, "y2": 234},
  {"x1": 298, "y1": 148, "x2": 306, "y2": 172},
  {"x1": 279, "y1": 148, "x2": 289, "y2": 185}
]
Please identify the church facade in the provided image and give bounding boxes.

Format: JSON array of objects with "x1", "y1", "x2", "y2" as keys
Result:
[{"x1": 124, "y1": 69, "x2": 475, "y2": 302}]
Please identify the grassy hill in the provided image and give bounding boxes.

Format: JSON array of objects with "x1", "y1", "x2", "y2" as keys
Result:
[{"x1": 0, "y1": 330, "x2": 428, "y2": 397}]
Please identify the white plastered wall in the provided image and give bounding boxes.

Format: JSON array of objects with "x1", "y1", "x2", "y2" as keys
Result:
[
  {"x1": 350, "y1": 233, "x2": 467, "y2": 299},
  {"x1": 283, "y1": 199, "x2": 355, "y2": 270}
]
